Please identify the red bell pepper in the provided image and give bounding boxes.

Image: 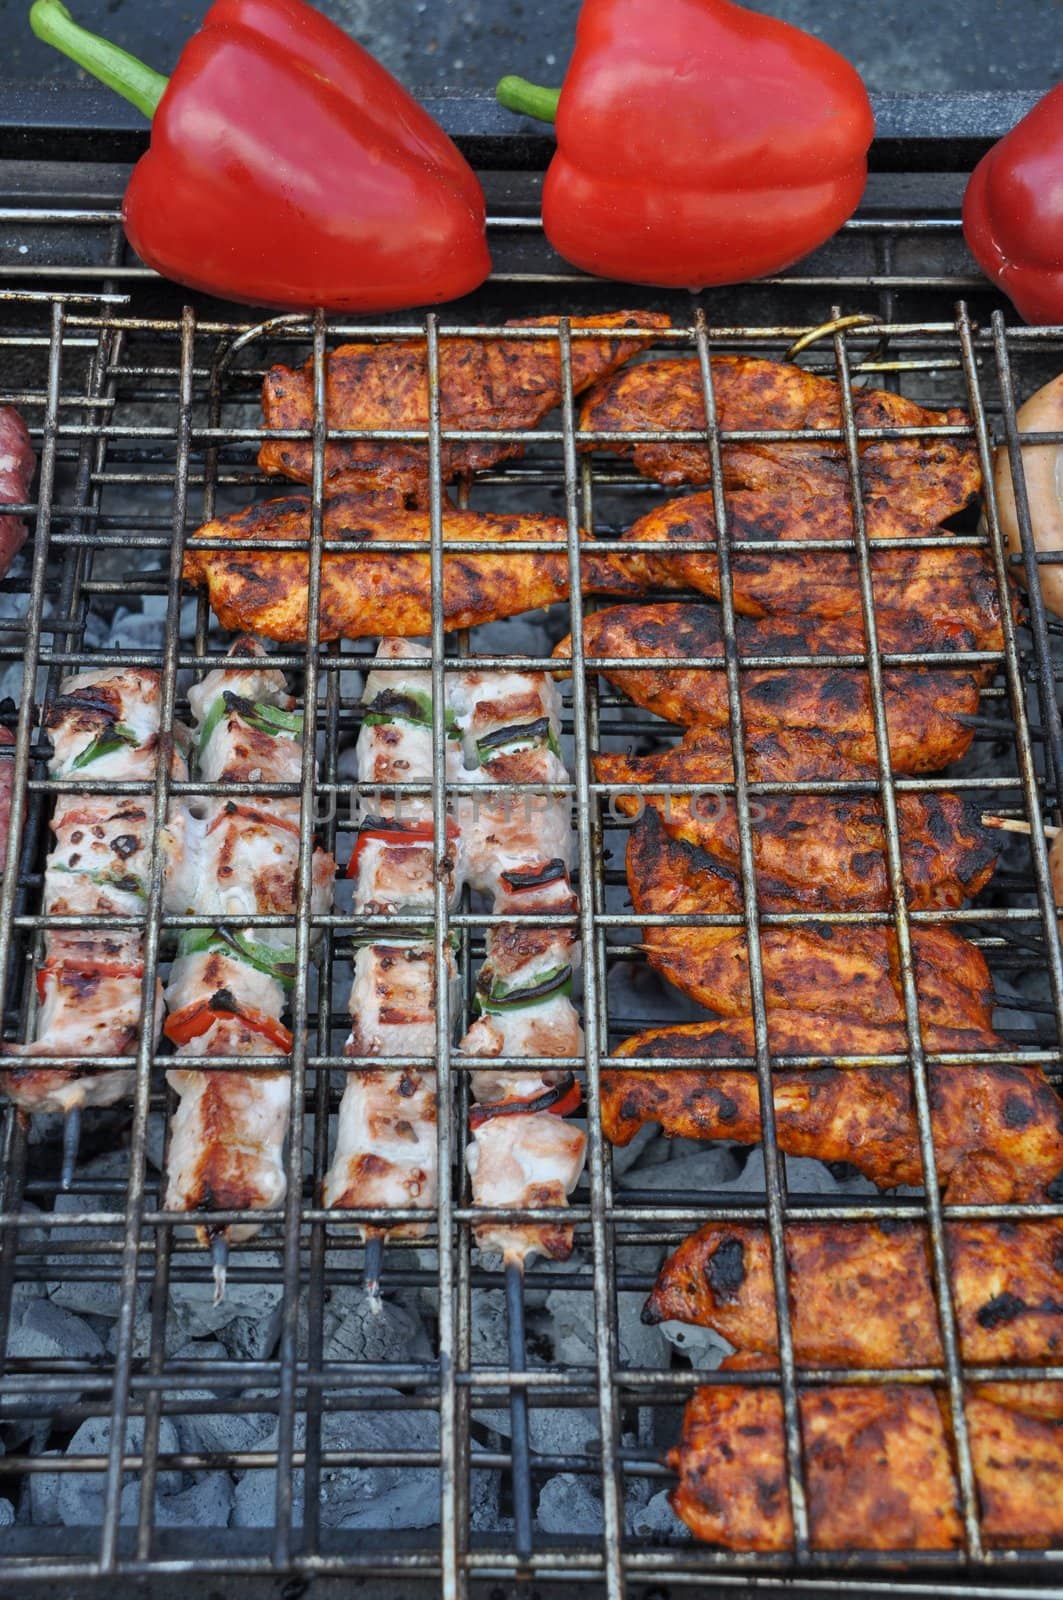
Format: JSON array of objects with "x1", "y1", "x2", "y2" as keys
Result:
[
  {"x1": 497, "y1": 0, "x2": 874, "y2": 289},
  {"x1": 164, "y1": 990, "x2": 293, "y2": 1051},
  {"x1": 468, "y1": 1073, "x2": 583, "y2": 1129},
  {"x1": 30, "y1": 0, "x2": 490, "y2": 311},
  {"x1": 346, "y1": 817, "x2": 457, "y2": 878},
  {"x1": 963, "y1": 87, "x2": 1063, "y2": 325}
]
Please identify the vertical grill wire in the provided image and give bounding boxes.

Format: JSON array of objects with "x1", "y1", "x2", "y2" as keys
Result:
[
  {"x1": 0, "y1": 271, "x2": 1058, "y2": 1587},
  {"x1": 831, "y1": 309, "x2": 982, "y2": 1557},
  {"x1": 558, "y1": 316, "x2": 627, "y2": 1597},
  {"x1": 691, "y1": 308, "x2": 812, "y2": 1557}
]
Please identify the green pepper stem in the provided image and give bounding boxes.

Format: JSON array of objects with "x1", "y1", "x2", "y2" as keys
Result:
[
  {"x1": 30, "y1": 0, "x2": 169, "y2": 119},
  {"x1": 496, "y1": 75, "x2": 561, "y2": 124}
]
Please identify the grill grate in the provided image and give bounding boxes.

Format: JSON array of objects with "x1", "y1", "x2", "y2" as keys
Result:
[{"x1": 0, "y1": 102, "x2": 1061, "y2": 1597}]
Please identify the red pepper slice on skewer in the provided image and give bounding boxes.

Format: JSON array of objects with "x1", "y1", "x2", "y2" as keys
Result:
[
  {"x1": 346, "y1": 818, "x2": 458, "y2": 878},
  {"x1": 164, "y1": 990, "x2": 293, "y2": 1051},
  {"x1": 36, "y1": 959, "x2": 144, "y2": 1003},
  {"x1": 963, "y1": 86, "x2": 1063, "y2": 325},
  {"x1": 206, "y1": 802, "x2": 301, "y2": 840},
  {"x1": 497, "y1": 0, "x2": 873, "y2": 290},
  {"x1": 30, "y1": 0, "x2": 490, "y2": 311},
  {"x1": 469, "y1": 1074, "x2": 583, "y2": 1129}
]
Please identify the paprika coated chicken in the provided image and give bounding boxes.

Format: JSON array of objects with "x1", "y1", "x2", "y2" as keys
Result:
[
  {"x1": 578, "y1": 354, "x2": 981, "y2": 527},
  {"x1": 258, "y1": 311, "x2": 670, "y2": 501},
  {"x1": 620, "y1": 487, "x2": 1012, "y2": 637},
  {"x1": 644, "y1": 1219, "x2": 1063, "y2": 1375},
  {"x1": 184, "y1": 492, "x2": 644, "y2": 643},
  {"x1": 602, "y1": 1016, "x2": 1063, "y2": 1203},
  {"x1": 669, "y1": 1385, "x2": 1063, "y2": 1550},
  {"x1": 627, "y1": 806, "x2": 994, "y2": 1027},
  {"x1": 597, "y1": 734, "x2": 998, "y2": 912},
  {"x1": 554, "y1": 604, "x2": 981, "y2": 773}
]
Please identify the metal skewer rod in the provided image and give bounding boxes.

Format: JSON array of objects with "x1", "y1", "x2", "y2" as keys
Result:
[
  {"x1": 209, "y1": 1232, "x2": 228, "y2": 1305},
  {"x1": 364, "y1": 1230, "x2": 384, "y2": 1313},
  {"x1": 504, "y1": 1255, "x2": 534, "y2": 1562},
  {"x1": 59, "y1": 1105, "x2": 81, "y2": 1191}
]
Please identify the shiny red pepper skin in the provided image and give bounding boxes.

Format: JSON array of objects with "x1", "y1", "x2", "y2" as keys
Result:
[
  {"x1": 539, "y1": 0, "x2": 874, "y2": 289},
  {"x1": 963, "y1": 86, "x2": 1063, "y2": 325},
  {"x1": 122, "y1": 0, "x2": 490, "y2": 310}
]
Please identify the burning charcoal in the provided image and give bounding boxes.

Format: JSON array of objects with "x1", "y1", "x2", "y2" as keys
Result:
[
  {"x1": 319, "y1": 1288, "x2": 431, "y2": 1366},
  {"x1": 56, "y1": 1416, "x2": 182, "y2": 1526},
  {"x1": 4, "y1": 1300, "x2": 105, "y2": 1449},
  {"x1": 0, "y1": 1497, "x2": 12, "y2": 1528},
  {"x1": 545, "y1": 1285, "x2": 665, "y2": 1368},
  {"x1": 652, "y1": 1319, "x2": 734, "y2": 1367},
  {"x1": 616, "y1": 1144, "x2": 743, "y2": 1192},
  {"x1": 167, "y1": 1340, "x2": 277, "y2": 1458},
  {"x1": 167, "y1": 1256, "x2": 283, "y2": 1354},
  {"x1": 630, "y1": 1488, "x2": 690, "y2": 1539},
  {"x1": 25, "y1": 1455, "x2": 61, "y2": 1525},
  {"x1": 734, "y1": 1148, "x2": 879, "y2": 1195},
  {"x1": 46, "y1": 1154, "x2": 140, "y2": 1320},
  {"x1": 609, "y1": 1121, "x2": 666, "y2": 1178},
  {"x1": 469, "y1": 1469, "x2": 501, "y2": 1533},
  {"x1": 537, "y1": 1471, "x2": 604, "y2": 1535},
  {"x1": 149, "y1": 1472, "x2": 234, "y2": 1529}
]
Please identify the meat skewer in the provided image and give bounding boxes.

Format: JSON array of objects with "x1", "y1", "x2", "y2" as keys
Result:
[
  {"x1": 554, "y1": 602, "x2": 983, "y2": 772},
  {"x1": 323, "y1": 641, "x2": 460, "y2": 1304},
  {"x1": 183, "y1": 493, "x2": 645, "y2": 644},
  {"x1": 453, "y1": 663, "x2": 587, "y2": 1560},
  {"x1": 452, "y1": 665, "x2": 587, "y2": 1268},
  {"x1": 578, "y1": 353, "x2": 981, "y2": 523},
  {"x1": 162, "y1": 641, "x2": 334, "y2": 1299},
  {"x1": 602, "y1": 1016, "x2": 1063, "y2": 1203},
  {"x1": 259, "y1": 311, "x2": 670, "y2": 501},
  {"x1": 0, "y1": 405, "x2": 35, "y2": 581},
  {"x1": 2, "y1": 667, "x2": 166, "y2": 1184},
  {"x1": 669, "y1": 1384, "x2": 1062, "y2": 1551}
]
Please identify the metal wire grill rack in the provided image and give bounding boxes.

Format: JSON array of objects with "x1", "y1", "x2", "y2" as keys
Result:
[{"x1": 0, "y1": 98, "x2": 1062, "y2": 1599}]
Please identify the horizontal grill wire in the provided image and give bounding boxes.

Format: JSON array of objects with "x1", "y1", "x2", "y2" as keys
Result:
[{"x1": 0, "y1": 238, "x2": 1060, "y2": 1596}]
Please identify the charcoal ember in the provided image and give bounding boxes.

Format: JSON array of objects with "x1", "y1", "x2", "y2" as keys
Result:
[
  {"x1": 537, "y1": 1471, "x2": 603, "y2": 1535},
  {"x1": 4, "y1": 1299, "x2": 106, "y2": 1450},
  {"x1": 653, "y1": 1319, "x2": 734, "y2": 1366},
  {"x1": 544, "y1": 1284, "x2": 666, "y2": 1370},
  {"x1": 149, "y1": 1472, "x2": 234, "y2": 1529},
  {"x1": 630, "y1": 1488, "x2": 690, "y2": 1539},
  {"x1": 53, "y1": 1415, "x2": 182, "y2": 1526},
  {"x1": 320, "y1": 1288, "x2": 431, "y2": 1366},
  {"x1": 0, "y1": 1496, "x2": 12, "y2": 1528},
  {"x1": 234, "y1": 1395, "x2": 441, "y2": 1532},
  {"x1": 609, "y1": 1121, "x2": 666, "y2": 1178},
  {"x1": 734, "y1": 1147, "x2": 879, "y2": 1195},
  {"x1": 46, "y1": 1153, "x2": 139, "y2": 1321},
  {"x1": 166, "y1": 1340, "x2": 277, "y2": 1459},
  {"x1": 25, "y1": 1453, "x2": 61, "y2": 1525},
  {"x1": 616, "y1": 1144, "x2": 743, "y2": 1192},
  {"x1": 469, "y1": 1469, "x2": 501, "y2": 1533},
  {"x1": 167, "y1": 1255, "x2": 284, "y2": 1358}
]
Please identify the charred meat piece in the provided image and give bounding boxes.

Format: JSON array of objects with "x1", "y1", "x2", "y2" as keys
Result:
[
  {"x1": 555, "y1": 604, "x2": 981, "y2": 772},
  {"x1": 602, "y1": 1017, "x2": 1063, "y2": 1203},
  {"x1": 579, "y1": 354, "x2": 980, "y2": 524},
  {"x1": 627, "y1": 807, "x2": 994, "y2": 1027},
  {"x1": 645, "y1": 1219, "x2": 1063, "y2": 1372},
  {"x1": 259, "y1": 312, "x2": 670, "y2": 500},
  {"x1": 598, "y1": 739, "x2": 997, "y2": 913},
  {"x1": 184, "y1": 493, "x2": 643, "y2": 643},
  {"x1": 0, "y1": 406, "x2": 35, "y2": 579},
  {"x1": 2, "y1": 668, "x2": 164, "y2": 1114},
  {"x1": 621, "y1": 488, "x2": 1013, "y2": 636},
  {"x1": 669, "y1": 1385, "x2": 1062, "y2": 1550}
]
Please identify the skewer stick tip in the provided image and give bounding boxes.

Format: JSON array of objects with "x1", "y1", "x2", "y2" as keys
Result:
[
  {"x1": 210, "y1": 1233, "x2": 229, "y2": 1305},
  {"x1": 982, "y1": 813, "x2": 1061, "y2": 839},
  {"x1": 364, "y1": 1232, "x2": 384, "y2": 1313},
  {"x1": 59, "y1": 1106, "x2": 81, "y2": 1191}
]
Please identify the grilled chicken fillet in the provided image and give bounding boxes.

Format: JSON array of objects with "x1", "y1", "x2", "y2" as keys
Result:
[
  {"x1": 669, "y1": 1386, "x2": 1062, "y2": 1550},
  {"x1": 259, "y1": 311, "x2": 670, "y2": 500},
  {"x1": 579, "y1": 355, "x2": 980, "y2": 525},
  {"x1": 602, "y1": 1017, "x2": 1063, "y2": 1203},
  {"x1": 184, "y1": 493, "x2": 643, "y2": 643},
  {"x1": 555, "y1": 603, "x2": 981, "y2": 773},
  {"x1": 620, "y1": 488, "x2": 1012, "y2": 637},
  {"x1": 627, "y1": 807, "x2": 993, "y2": 1027},
  {"x1": 597, "y1": 737, "x2": 997, "y2": 912},
  {"x1": 645, "y1": 1219, "x2": 1063, "y2": 1375}
]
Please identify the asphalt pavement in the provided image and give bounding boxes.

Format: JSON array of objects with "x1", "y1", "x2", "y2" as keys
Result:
[{"x1": 3, "y1": 0, "x2": 1060, "y2": 96}]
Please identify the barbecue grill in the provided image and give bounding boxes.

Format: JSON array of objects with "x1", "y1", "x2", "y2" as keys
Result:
[{"x1": 0, "y1": 85, "x2": 1061, "y2": 1599}]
